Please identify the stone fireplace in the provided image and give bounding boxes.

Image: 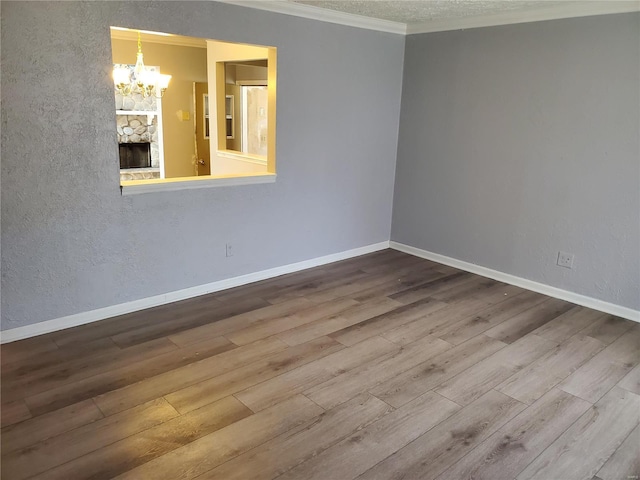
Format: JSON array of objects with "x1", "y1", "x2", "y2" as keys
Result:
[
  {"x1": 116, "y1": 89, "x2": 163, "y2": 181},
  {"x1": 116, "y1": 115, "x2": 159, "y2": 167}
]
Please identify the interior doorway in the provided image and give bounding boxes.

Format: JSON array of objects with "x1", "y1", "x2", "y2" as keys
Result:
[{"x1": 193, "y1": 82, "x2": 211, "y2": 176}]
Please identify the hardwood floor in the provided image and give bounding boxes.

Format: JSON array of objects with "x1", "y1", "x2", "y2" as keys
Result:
[{"x1": 1, "y1": 249, "x2": 638, "y2": 480}]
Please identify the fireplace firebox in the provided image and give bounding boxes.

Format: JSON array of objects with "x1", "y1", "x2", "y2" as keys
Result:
[{"x1": 119, "y1": 143, "x2": 151, "y2": 169}]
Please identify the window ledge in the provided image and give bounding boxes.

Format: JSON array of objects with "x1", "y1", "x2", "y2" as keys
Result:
[
  {"x1": 120, "y1": 172, "x2": 276, "y2": 195},
  {"x1": 217, "y1": 150, "x2": 268, "y2": 166}
]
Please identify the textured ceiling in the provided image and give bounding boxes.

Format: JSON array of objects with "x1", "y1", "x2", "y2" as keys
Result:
[{"x1": 292, "y1": 0, "x2": 573, "y2": 24}]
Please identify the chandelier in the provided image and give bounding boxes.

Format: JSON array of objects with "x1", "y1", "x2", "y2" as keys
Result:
[{"x1": 113, "y1": 32, "x2": 171, "y2": 98}]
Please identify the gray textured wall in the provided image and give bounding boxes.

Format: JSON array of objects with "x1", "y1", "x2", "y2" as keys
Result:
[
  {"x1": 1, "y1": 1, "x2": 405, "y2": 330},
  {"x1": 392, "y1": 13, "x2": 640, "y2": 310}
]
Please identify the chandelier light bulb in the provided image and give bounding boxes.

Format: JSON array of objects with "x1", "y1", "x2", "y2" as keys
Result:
[{"x1": 113, "y1": 66, "x2": 130, "y2": 87}]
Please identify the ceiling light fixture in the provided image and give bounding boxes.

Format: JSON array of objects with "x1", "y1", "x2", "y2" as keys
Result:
[{"x1": 113, "y1": 31, "x2": 171, "y2": 98}]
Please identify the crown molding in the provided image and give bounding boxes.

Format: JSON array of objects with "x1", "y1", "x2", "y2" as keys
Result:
[
  {"x1": 216, "y1": 0, "x2": 639, "y2": 36},
  {"x1": 110, "y1": 27, "x2": 207, "y2": 48},
  {"x1": 216, "y1": 0, "x2": 407, "y2": 34},
  {"x1": 406, "y1": 1, "x2": 640, "y2": 35}
]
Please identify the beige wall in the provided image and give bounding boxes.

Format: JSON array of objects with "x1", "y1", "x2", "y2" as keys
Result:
[
  {"x1": 211, "y1": 155, "x2": 268, "y2": 175},
  {"x1": 111, "y1": 39, "x2": 207, "y2": 178},
  {"x1": 233, "y1": 64, "x2": 268, "y2": 83}
]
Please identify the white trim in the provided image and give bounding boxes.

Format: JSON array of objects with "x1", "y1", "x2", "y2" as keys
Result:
[
  {"x1": 216, "y1": 0, "x2": 639, "y2": 35},
  {"x1": 0, "y1": 241, "x2": 390, "y2": 344},
  {"x1": 155, "y1": 90, "x2": 166, "y2": 179},
  {"x1": 116, "y1": 110, "x2": 159, "y2": 116},
  {"x1": 390, "y1": 241, "x2": 640, "y2": 323},
  {"x1": 406, "y1": 1, "x2": 640, "y2": 35},
  {"x1": 217, "y1": 0, "x2": 407, "y2": 34},
  {"x1": 120, "y1": 172, "x2": 276, "y2": 195},
  {"x1": 242, "y1": 84, "x2": 249, "y2": 153}
]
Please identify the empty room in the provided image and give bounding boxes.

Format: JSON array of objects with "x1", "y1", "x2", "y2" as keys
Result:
[{"x1": 1, "y1": 1, "x2": 639, "y2": 479}]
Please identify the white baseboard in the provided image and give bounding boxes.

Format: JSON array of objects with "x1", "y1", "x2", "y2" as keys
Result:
[
  {"x1": 0, "y1": 241, "x2": 391, "y2": 344},
  {"x1": 6, "y1": 238, "x2": 634, "y2": 344},
  {"x1": 390, "y1": 241, "x2": 640, "y2": 323}
]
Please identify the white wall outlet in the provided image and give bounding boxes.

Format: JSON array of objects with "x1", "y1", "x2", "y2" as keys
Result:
[
  {"x1": 557, "y1": 251, "x2": 574, "y2": 269},
  {"x1": 226, "y1": 243, "x2": 234, "y2": 257}
]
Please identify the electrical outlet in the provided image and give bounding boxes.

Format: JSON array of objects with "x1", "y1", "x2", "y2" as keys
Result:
[
  {"x1": 226, "y1": 243, "x2": 234, "y2": 257},
  {"x1": 557, "y1": 251, "x2": 574, "y2": 269}
]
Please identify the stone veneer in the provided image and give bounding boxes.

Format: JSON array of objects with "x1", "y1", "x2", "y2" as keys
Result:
[
  {"x1": 116, "y1": 115, "x2": 160, "y2": 168},
  {"x1": 119, "y1": 168, "x2": 160, "y2": 181},
  {"x1": 115, "y1": 90, "x2": 156, "y2": 112}
]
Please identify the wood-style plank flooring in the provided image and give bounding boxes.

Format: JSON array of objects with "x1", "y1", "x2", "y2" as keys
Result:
[{"x1": 1, "y1": 249, "x2": 639, "y2": 479}]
